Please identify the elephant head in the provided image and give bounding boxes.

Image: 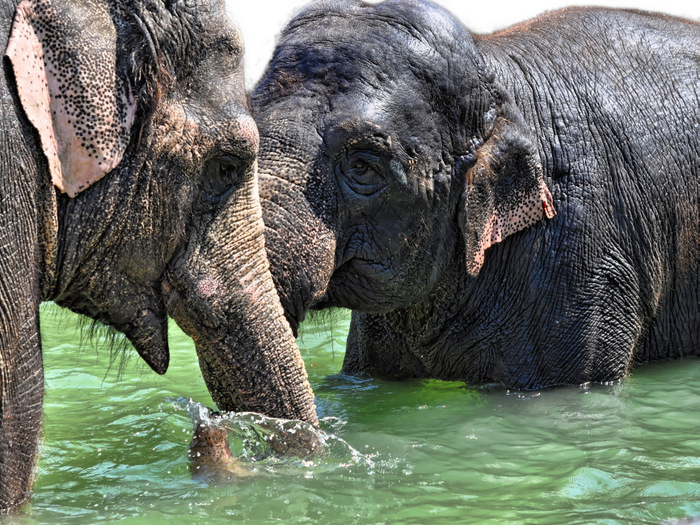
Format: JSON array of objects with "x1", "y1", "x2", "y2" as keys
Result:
[
  {"x1": 252, "y1": 0, "x2": 554, "y2": 332},
  {"x1": 0, "y1": 0, "x2": 315, "y2": 510}
]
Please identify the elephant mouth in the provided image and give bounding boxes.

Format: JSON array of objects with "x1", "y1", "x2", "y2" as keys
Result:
[
  {"x1": 317, "y1": 257, "x2": 402, "y2": 313},
  {"x1": 334, "y1": 233, "x2": 395, "y2": 282},
  {"x1": 54, "y1": 280, "x2": 171, "y2": 375},
  {"x1": 335, "y1": 254, "x2": 395, "y2": 284}
]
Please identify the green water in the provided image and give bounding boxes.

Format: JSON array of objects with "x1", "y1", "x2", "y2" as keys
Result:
[{"x1": 14, "y1": 303, "x2": 700, "y2": 523}]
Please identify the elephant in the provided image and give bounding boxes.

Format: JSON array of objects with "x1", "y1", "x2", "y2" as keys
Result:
[
  {"x1": 0, "y1": 0, "x2": 317, "y2": 511},
  {"x1": 252, "y1": 1, "x2": 699, "y2": 391}
]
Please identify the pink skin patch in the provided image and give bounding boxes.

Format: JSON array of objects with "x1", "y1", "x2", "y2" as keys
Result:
[
  {"x1": 239, "y1": 270, "x2": 265, "y2": 304},
  {"x1": 468, "y1": 180, "x2": 556, "y2": 275},
  {"x1": 197, "y1": 277, "x2": 220, "y2": 299},
  {"x1": 542, "y1": 183, "x2": 556, "y2": 219},
  {"x1": 244, "y1": 283, "x2": 263, "y2": 304},
  {"x1": 197, "y1": 276, "x2": 263, "y2": 304},
  {"x1": 236, "y1": 114, "x2": 260, "y2": 154},
  {"x1": 6, "y1": 0, "x2": 136, "y2": 197}
]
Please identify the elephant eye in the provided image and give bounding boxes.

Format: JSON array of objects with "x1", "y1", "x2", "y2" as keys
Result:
[
  {"x1": 350, "y1": 160, "x2": 374, "y2": 181},
  {"x1": 341, "y1": 151, "x2": 387, "y2": 196},
  {"x1": 200, "y1": 155, "x2": 242, "y2": 205}
]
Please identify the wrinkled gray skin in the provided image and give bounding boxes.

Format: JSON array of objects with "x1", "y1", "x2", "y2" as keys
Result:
[
  {"x1": 0, "y1": 0, "x2": 316, "y2": 511},
  {"x1": 253, "y1": 1, "x2": 699, "y2": 392}
]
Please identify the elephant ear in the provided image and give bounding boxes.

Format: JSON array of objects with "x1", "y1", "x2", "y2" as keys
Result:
[
  {"x1": 6, "y1": 0, "x2": 137, "y2": 197},
  {"x1": 459, "y1": 96, "x2": 555, "y2": 276}
]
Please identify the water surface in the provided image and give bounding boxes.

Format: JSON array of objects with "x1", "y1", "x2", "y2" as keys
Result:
[{"x1": 18, "y1": 304, "x2": 700, "y2": 523}]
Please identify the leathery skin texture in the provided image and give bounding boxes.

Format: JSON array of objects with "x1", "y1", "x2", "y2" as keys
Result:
[
  {"x1": 252, "y1": 0, "x2": 698, "y2": 390},
  {"x1": 0, "y1": 0, "x2": 315, "y2": 511}
]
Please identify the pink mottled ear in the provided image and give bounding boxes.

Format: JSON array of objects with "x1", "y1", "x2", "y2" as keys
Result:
[
  {"x1": 460, "y1": 115, "x2": 556, "y2": 276},
  {"x1": 6, "y1": 0, "x2": 136, "y2": 197}
]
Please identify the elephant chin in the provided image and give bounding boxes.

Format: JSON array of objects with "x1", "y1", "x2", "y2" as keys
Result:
[
  {"x1": 119, "y1": 306, "x2": 170, "y2": 375},
  {"x1": 54, "y1": 283, "x2": 172, "y2": 375}
]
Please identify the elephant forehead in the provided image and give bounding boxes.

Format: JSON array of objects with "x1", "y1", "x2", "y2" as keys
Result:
[
  {"x1": 274, "y1": 21, "x2": 440, "y2": 83},
  {"x1": 260, "y1": 20, "x2": 471, "y2": 117}
]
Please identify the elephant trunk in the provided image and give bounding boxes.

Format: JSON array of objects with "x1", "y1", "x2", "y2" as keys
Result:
[
  {"x1": 255, "y1": 119, "x2": 337, "y2": 334},
  {"x1": 166, "y1": 168, "x2": 318, "y2": 425},
  {"x1": 171, "y1": 274, "x2": 317, "y2": 424}
]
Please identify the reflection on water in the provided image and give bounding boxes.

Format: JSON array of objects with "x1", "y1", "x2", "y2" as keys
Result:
[{"x1": 26, "y1": 304, "x2": 700, "y2": 524}]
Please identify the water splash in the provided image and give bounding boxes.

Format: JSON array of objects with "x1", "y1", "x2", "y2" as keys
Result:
[
  {"x1": 170, "y1": 398, "x2": 372, "y2": 470},
  {"x1": 187, "y1": 402, "x2": 255, "y2": 484}
]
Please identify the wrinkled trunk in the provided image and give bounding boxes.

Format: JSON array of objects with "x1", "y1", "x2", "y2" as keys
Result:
[
  {"x1": 254, "y1": 117, "x2": 337, "y2": 334},
  {"x1": 166, "y1": 168, "x2": 318, "y2": 425},
  {"x1": 259, "y1": 173, "x2": 336, "y2": 334}
]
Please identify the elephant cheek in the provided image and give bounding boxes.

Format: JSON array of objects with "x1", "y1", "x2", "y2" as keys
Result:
[{"x1": 197, "y1": 277, "x2": 220, "y2": 298}]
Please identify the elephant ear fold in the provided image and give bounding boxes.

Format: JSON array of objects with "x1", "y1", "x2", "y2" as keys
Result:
[
  {"x1": 6, "y1": 0, "x2": 137, "y2": 197},
  {"x1": 459, "y1": 101, "x2": 555, "y2": 276}
]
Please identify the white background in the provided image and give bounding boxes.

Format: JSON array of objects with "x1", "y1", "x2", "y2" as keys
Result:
[{"x1": 225, "y1": 0, "x2": 699, "y2": 89}]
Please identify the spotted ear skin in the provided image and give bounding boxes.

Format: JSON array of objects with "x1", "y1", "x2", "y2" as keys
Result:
[
  {"x1": 6, "y1": 0, "x2": 137, "y2": 197},
  {"x1": 460, "y1": 111, "x2": 556, "y2": 276}
]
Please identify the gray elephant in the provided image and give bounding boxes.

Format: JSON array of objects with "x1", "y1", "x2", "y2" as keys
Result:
[
  {"x1": 0, "y1": 0, "x2": 317, "y2": 511},
  {"x1": 252, "y1": 1, "x2": 699, "y2": 389}
]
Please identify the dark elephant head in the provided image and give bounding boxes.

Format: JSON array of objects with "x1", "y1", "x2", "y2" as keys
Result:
[
  {"x1": 252, "y1": 0, "x2": 554, "y2": 331},
  {"x1": 6, "y1": 0, "x2": 317, "y2": 422}
]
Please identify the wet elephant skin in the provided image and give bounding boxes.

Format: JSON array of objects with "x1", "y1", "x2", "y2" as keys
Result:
[
  {"x1": 0, "y1": 0, "x2": 316, "y2": 511},
  {"x1": 253, "y1": 1, "x2": 699, "y2": 391}
]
